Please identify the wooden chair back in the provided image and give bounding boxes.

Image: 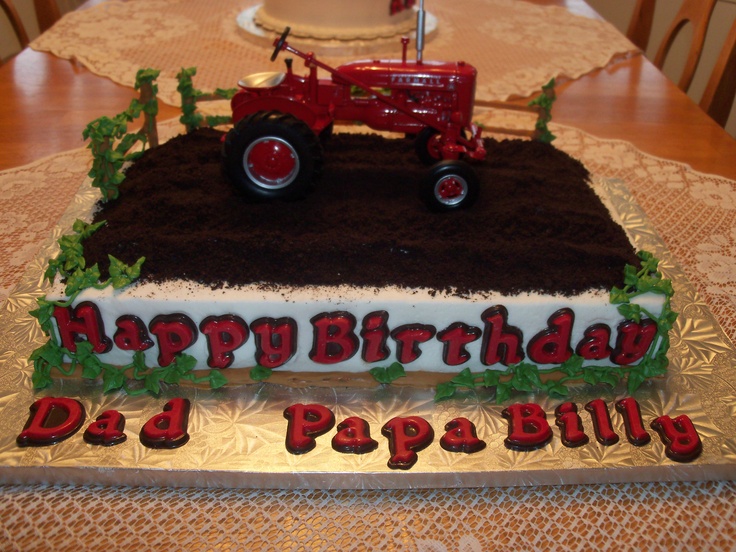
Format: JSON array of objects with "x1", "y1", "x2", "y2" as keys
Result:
[
  {"x1": 34, "y1": 0, "x2": 60, "y2": 34},
  {"x1": 651, "y1": 0, "x2": 717, "y2": 91},
  {"x1": 1, "y1": 0, "x2": 30, "y2": 52},
  {"x1": 699, "y1": 18, "x2": 736, "y2": 128},
  {"x1": 626, "y1": 0, "x2": 656, "y2": 51}
]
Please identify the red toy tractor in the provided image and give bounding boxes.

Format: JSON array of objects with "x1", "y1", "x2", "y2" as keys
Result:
[{"x1": 224, "y1": 4, "x2": 486, "y2": 211}]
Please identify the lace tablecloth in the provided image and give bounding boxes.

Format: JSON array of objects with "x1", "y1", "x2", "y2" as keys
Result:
[{"x1": 30, "y1": 0, "x2": 637, "y2": 105}]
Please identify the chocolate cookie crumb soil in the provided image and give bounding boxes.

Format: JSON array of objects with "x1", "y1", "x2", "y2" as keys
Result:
[{"x1": 82, "y1": 129, "x2": 637, "y2": 297}]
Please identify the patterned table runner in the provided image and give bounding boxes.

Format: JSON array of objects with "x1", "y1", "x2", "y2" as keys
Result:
[{"x1": 30, "y1": 0, "x2": 637, "y2": 105}]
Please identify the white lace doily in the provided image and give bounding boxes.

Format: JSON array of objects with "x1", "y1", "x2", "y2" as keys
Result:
[
  {"x1": 1, "y1": 481, "x2": 735, "y2": 550},
  {"x1": 30, "y1": 0, "x2": 638, "y2": 105}
]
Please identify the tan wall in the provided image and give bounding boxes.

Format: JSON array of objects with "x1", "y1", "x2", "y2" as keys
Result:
[
  {"x1": 586, "y1": 0, "x2": 736, "y2": 137},
  {"x1": 1, "y1": 0, "x2": 84, "y2": 62}
]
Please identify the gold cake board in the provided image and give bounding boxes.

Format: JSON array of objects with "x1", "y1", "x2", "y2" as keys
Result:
[{"x1": 0, "y1": 178, "x2": 734, "y2": 489}]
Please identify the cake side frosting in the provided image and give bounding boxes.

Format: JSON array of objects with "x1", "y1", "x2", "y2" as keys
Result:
[{"x1": 46, "y1": 280, "x2": 665, "y2": 374}]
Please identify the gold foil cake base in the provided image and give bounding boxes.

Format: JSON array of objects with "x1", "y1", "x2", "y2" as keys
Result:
[{"x1": 0, "y1": 179, "x2": 735, "y2": 489}]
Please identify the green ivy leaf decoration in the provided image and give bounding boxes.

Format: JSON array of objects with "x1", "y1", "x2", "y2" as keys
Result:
[
  {"x1": 626, "y1": 368, "x2": 647, "y2": 396},
  {"x1": 541, "y1": 380, "x2": 569, "y2": 398},
  {"x1": 144, "y1": 370, "x2": 163, "y2": 395},
  {"x1": 250, "y1": 365, "x2": 273, "y2": 382},
  {"x1": 103, "y1": 368, "x2": 127, "y2": 394},
  {"x1": 208, "y1": 370, "x2": 228, "y2": 389},
  {"x1": 450, "y1": 367, "x2": 477, "y2": 388},
  {"x1": 617, "y1": 302, "x2": 642, "y2": 323},
  {"x1": 109, "y1": 255, "x2": 146, "y2": 289},
  {"x1": 483, "y1": 369, "x2": 501, "y2": 387},
  {"x1": 495, "y1": 383, "x2": 513, "y2": 404},
  {"x1": 559, "y1": 355, "x2": 584, "y2": 377},
  {"x1": 509, "y1": 362, "x2": 543, "y2": 392},
  {"x1": 369, "y1": 362, "x2": 406, "y2": 384},
  {"x1": 435, "y1": 381, "x2": 459, "y2": 401}
]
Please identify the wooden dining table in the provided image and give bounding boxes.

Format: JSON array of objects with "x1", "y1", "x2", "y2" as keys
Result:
[
  {"x1": 1, "y1": 0, "x2": 735, "y2": 550},
  {"x1": 2, "y1": 0, "x2": 734, "y2": 179}
]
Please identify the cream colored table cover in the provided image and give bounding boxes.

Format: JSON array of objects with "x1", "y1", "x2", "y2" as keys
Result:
[{"x1": 30, "y1": 0, "x2": 637, "y2": 105}]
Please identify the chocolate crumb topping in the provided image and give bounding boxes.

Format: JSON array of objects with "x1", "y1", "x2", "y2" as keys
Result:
[{"x1": 82, "y1": 129, "x2": 637, "y2": 296}]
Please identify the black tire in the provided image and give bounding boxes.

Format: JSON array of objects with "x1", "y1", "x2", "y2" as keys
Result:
[
  {"x1": 423, "y1": 160, "x2": 480, "y2": 212},
  {"x1": 223, "y1": 111, "x2": 322, "y2": 200},
  {"x1": 414, "y1": 126, "x2": 443, "y2": 165},
  {"x1": 319, "y1": 121, "x2": 334, "y2": 144}
]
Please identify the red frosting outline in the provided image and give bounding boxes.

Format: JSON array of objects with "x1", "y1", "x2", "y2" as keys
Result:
[
  {"x1": 554, "y1": 402, "x2": 589, "y2": 448},
  {"x1": 16, "y1": 396, "x2": 86, "y2": 447},
  {"x1": 501, "y1": 403, "x2": 553, "y2": 451},
  {"x1": 83, "y1": 409, "x2": 127, "y2": 446},
  {"x1": 331, "y1": 416, "x2": 379, "y2": 454},
  {"x1": 440, "y1": 417, "x2": 486, "y2": 453},
  {"x1": 139, "y1": 397, "x2": 191, "y2": 449},
  {"x1": 381, "y1": 416, "x2": 434, "y2": 470},
  {"x1": 585, "y1": 398, "x2": 620, "y2": 446},
  {"x1": 283, "y1": 403, "x2": 336, "y2": 454}
]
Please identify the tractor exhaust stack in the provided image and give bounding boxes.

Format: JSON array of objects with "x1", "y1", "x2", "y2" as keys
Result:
[{"x1": 416, "y1": 0, "x2": 426, "y2": 63}]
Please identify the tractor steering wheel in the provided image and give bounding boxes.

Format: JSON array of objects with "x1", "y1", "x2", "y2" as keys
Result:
[{"x1": 271, "y1": 27, "x2": 291, "y2": 62}]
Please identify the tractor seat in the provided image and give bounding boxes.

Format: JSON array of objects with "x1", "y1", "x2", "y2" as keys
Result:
[{"x1": 238, "y1": 71, "x2": 286, "y2": 89}]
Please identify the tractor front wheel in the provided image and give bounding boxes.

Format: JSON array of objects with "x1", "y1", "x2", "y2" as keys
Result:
[
  {"x1": 414, "y1": 127, "x2": 443, "y2": 165},
  {"x1": 223, "y1": 111, "x2": 322, "y2": 200},
  {"x1": 423, "y1": 160, "x2": 479, "y2": 212}
]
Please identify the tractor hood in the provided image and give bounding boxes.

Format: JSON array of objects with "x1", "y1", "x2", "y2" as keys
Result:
[{"x1": 334, "y1": 60, "x2": 477, "y2": 91}]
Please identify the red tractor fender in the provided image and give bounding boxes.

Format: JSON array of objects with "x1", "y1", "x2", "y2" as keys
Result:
[{"x1": 231, "y1": 96, "x2": 329, "y2": 134}]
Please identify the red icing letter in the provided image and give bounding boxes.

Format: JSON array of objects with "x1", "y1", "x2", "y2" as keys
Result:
[
  {"x1": 575, "y1": 324, "x2": 612, "y2": 361},
  {"x1": 615, "y1": 397, "x2": 651, "y2": 446},
  {"x1": 200, "y1": 315, "x2": 249, "y2": 369},
  {"x1": 53, "y1": 302, "x2": 111, "y2": 354},
  {"x1": 139, "y1": 398, "x2": 191, "y2": 449},
  {"x1": 501, "y1": 403, "x2": 553, "y2": 451},
  {"x1": 114, "y1": 315, "x2": 154, "y2": 351},
  {"x1": 440, "y1": 417, "x2": 486, "y2": 453},
  {"x1": 480, "y1": 306, "x2": 524, "y2": 366},
  {"x1": 250, "y1": 317, "x2": 297, "y2": 368},
  {"x1": 310, "y1": 312, "x2": 359, "y2": 364},
  {"x1": 651, "y1": 415, "x2": 702, "y2": 462},
  {"x1": 149, "y1": 314, "x2": 198, "y2": 366},
  {"x1": 283, "y1": 403, "x2": 335, "y2": 454},
  {"x1": 83, "y1": 410, "x2": 127, "y2": 446},
  {"x1": 437, "y1": 323, "x2": 481, "y2": 366},
  {"x1": 390, "y1": 324, "x2": 436, "y2": 364},
  {"x1": 332, "y1": 416, "x2": 379, "y2": 454},
  {"x1": 611, "y1": 319, "x2": 658, "y2": 365},
  {"x1": 360, "y1": 311, "x2": 390, "y2": 363},
  {"x1": 554, "y1": 402, "x2": 589, "y2": 448},
  {"x1": 527, "y1": 308, "x2": 574, "y2": 365},
  {"x1": 585, "y1": 399, "x2": 619, "y2": 446},
  {"x1": 17, "y1": 397, "x2": 86, "y2": 447},
  {"x1": 381, "y1": 416, "x2": 434, "y2": 470}
]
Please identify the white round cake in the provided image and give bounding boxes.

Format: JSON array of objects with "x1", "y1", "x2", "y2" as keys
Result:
[{"x1": 253, "y1": 0, "x2": 417, "y2": 41}]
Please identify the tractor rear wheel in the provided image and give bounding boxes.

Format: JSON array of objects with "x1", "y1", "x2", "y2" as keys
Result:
[
  {"x1": 223, "y1": 111, "x2": 322, "y2": 200},
  {"x1": 423, "y1": 160, "x2": 479, "y2": 212}
]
